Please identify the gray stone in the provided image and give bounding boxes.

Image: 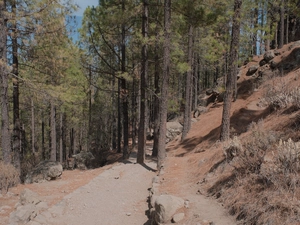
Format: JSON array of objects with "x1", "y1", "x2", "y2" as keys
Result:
[
  {"x1": 20, "y1": 189, "x2": 41, "y2": 205},
  {"x1": 153, "y1": 195, "x2": 184, "y2": 224},
  {"x1": 193, "y1": 106, "x2": 208, "y2": 118},
  {"x1": 246, "y1": 65, "x2": 259, "y2": 76},
  {"x1": 25, "y1": 161, "x2": 63, "y2": 184},
  {"x1": 9, "y1": 204, "x2": 36, "y2": 224},
  {"x1": 264, "y1": 50, "x2": 275, "y2": 62},
  {"x1": 172, "y1": 213, "x2": 185, "y2": 223},
  {"x1": 166, "y1": 122, "x2": 183, "y2": 143},
  {"x1": 73, "y1": 151, "x2": 95, "y2": 170}
]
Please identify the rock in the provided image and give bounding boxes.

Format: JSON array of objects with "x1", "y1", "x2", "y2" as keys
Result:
[
  {"x1": 25, "y1": 161, "x2": 63, "y2": 184},
  {"x1": 246, "y1": 65, "x2": 259, "y2": 76},
  {"x1": 166, "y1": 122, "x2": 183, "y2": 143},
  {"x1": 263, "y1": 50, "x2": 275, "y2": 62},
  {"x1": 153, "y1": 194, "x2": 184, "y2": 224},
  {"x1": 259, "y1": 59, "x2": 267, "y2": 67},
  {"x1": 73, "y1": 151, "x2": 95, "y2": 170},
  {"x1": 193, "y1": 106, "x2": 208, "y2": 118},
  {"x1": 9, "y1": 204, "x2": 36, "y2": 224},
  {"x1": 20, "y1": 189, "x2": 41, "y2": 205},
  {"x1": 172, "y1": 213, "x2": 185, "y2": 223}
]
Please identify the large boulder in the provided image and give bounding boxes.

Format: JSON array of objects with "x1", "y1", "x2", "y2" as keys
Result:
[
  {"x1": 166, "y1": 122, "x2": 183, "y2": 143},
  {"x1": 152, "y1": 195, "x2": 184, "y2": 224},
  {"x1": 73, "y1": 151, "x2": 95, "y2": 170},
  {"x1": 25, "y1": 161, "x2": 63, "y2": 184}
]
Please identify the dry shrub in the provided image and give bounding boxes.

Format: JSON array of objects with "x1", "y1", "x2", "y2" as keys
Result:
[
  {"x1": 262, "y1": 81, "x2": 300, "y2": 110},
  {"x1": 0, "y1": 161, "x2": 20, "y2": 194},
  {"x1": 223, "y1": 120, "x2": 276, "y2": 173},
  {"x1": 220, "y1": 123, "x2": 300, "y2": 224},
  {"x1": 262, "y1": 138, "x2": 300, "y2": 193},
  {"x1": 222, "y1": 136, "x2": 242, "y2": 161}
]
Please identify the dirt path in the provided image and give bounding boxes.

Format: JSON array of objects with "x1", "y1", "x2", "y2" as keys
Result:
[{"x1": 28, "y1": 157, "x2": 156, "y2": 225}]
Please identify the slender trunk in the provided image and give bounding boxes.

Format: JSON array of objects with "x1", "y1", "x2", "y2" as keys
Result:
[
  {"x1": 11, "y1": 0, "x2": 20, "y2": 171},
  {"x1": 279, "y1": 0, "x2": 284, "y2": 48},
  {"x1": 152, "y1": 5, "x2": 160, "y2": 157},
  {"x1": 220, "y1": 0, "x2": 242, "y2": 141},
  {"x1": 182, "y1": 24, "x2": 194, "y2": 141},
  {"x1": 137, "y1": 0, "x2": 149, "y2": 164},
  {"x1": 31, "y1": 99, "x2": 35, "y2": 153},
  {"x1": 59, "y1": 113, "x2": 63, "y2": 164},
  {"x1": 121, "y1": 0, "x2": 129, "y2": 159},
  {"x1": 50, "y1": 102, "x2": 56, "y2": 161},
  {"x1": 117, "y1": 79, "x2": 122, "y2": 153},
  {"x1": 157, "y1": 0, "x2": 171, "y2": 171},
  {"x1": 0, "y1": 0, "x2": 11, "y2": 164},
  {"x1": 42, "y1": 116, "x2": 45, "y2": 159},
  {"x1": 194, "y1": 53, "x2": 199, "y2": 110},
  {"x1": 286, "y1": 12, "x2": 289, "y2": 44}
]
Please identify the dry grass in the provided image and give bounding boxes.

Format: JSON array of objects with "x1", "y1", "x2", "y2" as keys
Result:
[
  {"x1": 0, "y1": 161, "x2": 20, "y2": 194},
  {"x1": 217, "y1": 121, "x2": 300, "y2": 224}
]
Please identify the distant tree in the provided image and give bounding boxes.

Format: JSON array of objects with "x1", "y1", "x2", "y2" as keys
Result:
[
  {"x1": 220, "y1": 0, "x2": 242, "y2": 141},
  {"x1": 157, "y1": 0, "x2": 171, "y2": 171},
  {"x1": 137, "y1": 0, "x2": 149, "y2": 164},
  {"x1": 0, "y1": 0, "x2": 11, "y2": 164}
]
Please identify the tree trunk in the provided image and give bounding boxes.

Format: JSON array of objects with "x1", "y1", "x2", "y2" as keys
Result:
[
  {"x1": 0, "y1": 0, "x2": 11, "y2": 164},
  {"x1": 117, "y1": 79, "x2": 122, "y2": 153},
  {"x1": 31, "y1": 99, "x2": 35, "y2": 153},
  {"x1": 50, "y1": 102, "x2": 56, "y2": 161},
  {"x1": 220, "y1": 0, "x2": 242, "y2": 141},
  {"x1": 59, "y1": 112, "x2": 63, "y2": 164},
  {"x1": 279, "y1": 0, "x2": 284, "y2": 48},
  {"x1": 42, "y1": 116, "x2": 46, "y2": 159},
  {"x1": 152, "y1": 0, "x2": 161, "y2": 157},
  {"x1": 121, "y1": 0, "x2": 129, "y2": 159},
  {"x1": 11, "y1": 0, "x2": 21, "y2": 171},
  {"x1": 181, "y1": 24, "x2": 194, "y2": 141},
  {"x1": 137, "y1": 0, "x2": 149, "y2": 164},
  {"x1": 157, "y1": 0, "x2": 171, "y2": 171}
]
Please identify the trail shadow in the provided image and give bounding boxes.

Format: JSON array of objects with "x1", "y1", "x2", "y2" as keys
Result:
[
  {"x1": 170, "y1": 106, "x2": 272, "y2": 157},
  {"x1": 230, "y1": 106, "x2": 272, "y2": 134}
]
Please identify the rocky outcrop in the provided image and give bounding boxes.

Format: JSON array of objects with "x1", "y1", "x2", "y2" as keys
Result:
[
  {"x1": 72, "y1": 151, "x2": 95, "y2": 170},
  {"x1": 166, "y1": 122, "x2": 183, "y2": 143},
  {"x1": 25, "y1": 161, "x2": 63, "y2": 184}
]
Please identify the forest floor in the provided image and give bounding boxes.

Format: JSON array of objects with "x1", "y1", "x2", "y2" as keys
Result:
[
  {"x1": 0, "y1": 144, "x2": 236, "y2": 225},
  {"x1": 2, "y1": 42, "x2": 300, "y2": 225}
]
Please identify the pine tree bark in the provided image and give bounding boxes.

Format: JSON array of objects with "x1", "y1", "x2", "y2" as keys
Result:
[
  {"x1": 181, "y1": 24, "x2": 193, "y2": 141},
  {"x1": 121, "y1": 0, "x2": 129, "y2": 160},
  {"x1": 220, "y1": 0, "x2": 242, "y2": 141},
  {"x1": 137, "y1": 0, "x2": 149, "y2": 164},
  {"x1": 31, "y1": 99, "x2": 35, "y2": 153},
  {"x1": 152, "y1": 0, "x2": 161, "y2": 157},
  {"x1": 50, "y1": 102, "x2": 56, "y2": 161},
  {"x1": 157, "y1": 0, "x2": 171, "y2": 171},
  {"x1": 59, "y1": 113, "x2": 63, "y2": 164},
  {"x1": 279, "y1": 0, "x2": 284, "y2": 48},
  {"x1": 0, "y1": 0, "x2": 11, "y2": 164},
  {"x1": 11, "y1": 0, "x2": 21, "y2": 170}
]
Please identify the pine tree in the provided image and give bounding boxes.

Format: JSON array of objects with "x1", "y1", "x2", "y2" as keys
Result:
[{"x1": 220, "y1": 0, "x2": 242, "y2": 141}]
